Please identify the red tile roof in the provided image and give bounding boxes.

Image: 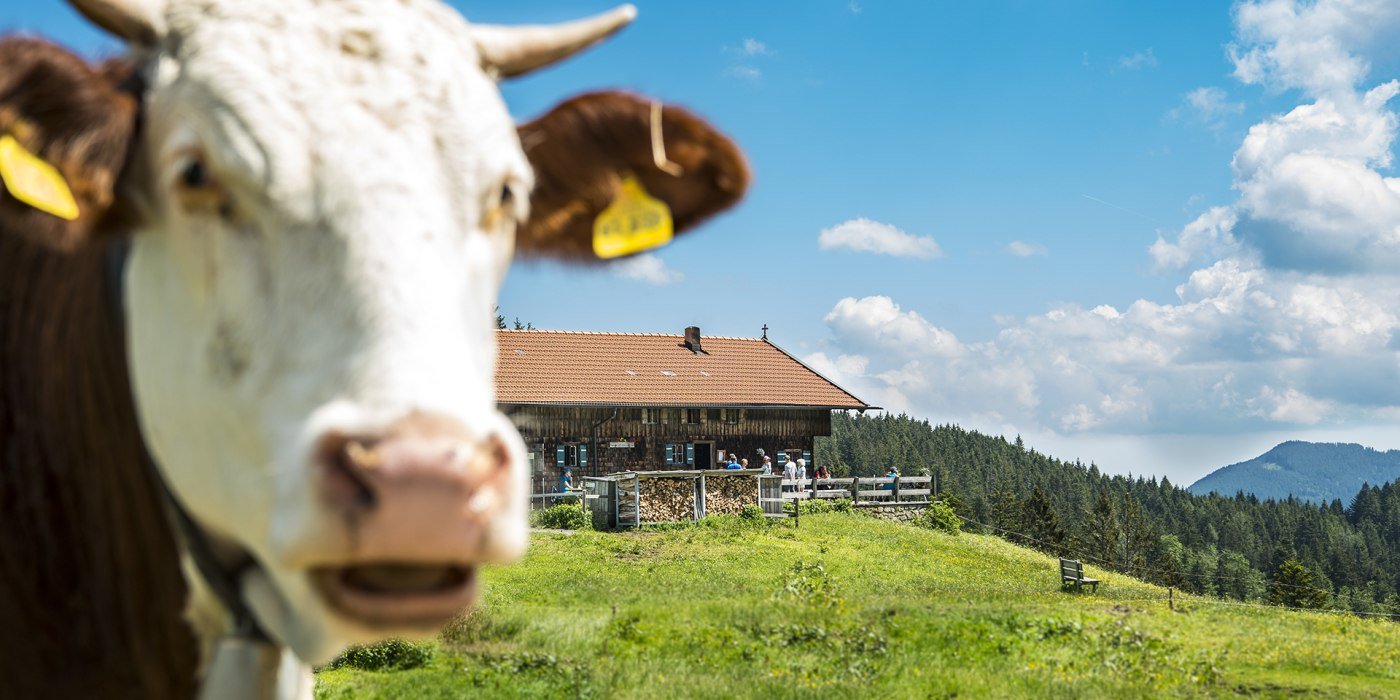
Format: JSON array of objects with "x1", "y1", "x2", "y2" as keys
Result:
[{"x1": 495, "y1": 330, "x2": 871, "y2": 409}]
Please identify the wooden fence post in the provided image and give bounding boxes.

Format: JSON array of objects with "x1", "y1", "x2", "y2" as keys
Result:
[
  {"x1": 850, "y1": 477, "x2": 859, "y2": 504},
  {"x1": 696, "y1": 475, "x2": 705, "y2": 522},
  {"x1": 894, "y1": 474, "x2": 901, "y2": 503}
]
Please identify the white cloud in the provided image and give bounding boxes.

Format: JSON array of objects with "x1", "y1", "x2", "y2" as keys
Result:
[
  {"x1": 1187, "y1": 87, "x2": 1244, "y2": 116},
  {"x1": 610, "y1": 253, "x2": 684, "y2": 286},
  {"x1": 1006, "y1": 241, "x2": 1048, "y2": 257},
  {"x1": 1229, "y1": 0, "x2": 1400, "y2": 95},
  {"x1": 798, "y1": 0, "x2": 1400, "y2": 479},
  {"x1": 848, "y1": 1, "x2": 863, "y2": 15},
  {"x1": 818, "y1": 218, "x2": 944, "y2": 259},
  {"x1": 726, "y1": 65, "x2": 762, "y2": 81},
  {"x1": 1149, "y1": 206, "x2": 1240, "y2": 272},
  {"x1": 1117, "y1": 48, "x2": 1158, "y2": 71},
  {"x1": 723, "y1": 38, "x2": 771, "y2": 81},
  {"x1": 1152, "y1": 1, "x2": 1400, "y2": 275},
  {"x1": 1172, "y1": 86, "x2": 1245, "y2": 128},
  {"x1": 740, "y1": 38, "x2": 769, "y2": 56},
  {"x1": 815, "y1": 270, "x2": 1400, "y2": 440}
]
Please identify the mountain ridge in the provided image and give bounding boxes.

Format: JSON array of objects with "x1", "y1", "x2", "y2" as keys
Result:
[{"x1": 1188, "y1": 440, "x2": 1400, "y2": 503}]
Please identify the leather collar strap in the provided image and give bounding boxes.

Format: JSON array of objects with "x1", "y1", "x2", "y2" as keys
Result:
[{"x1": 104, "y1": 241, "x2": 273, "y2": 644}]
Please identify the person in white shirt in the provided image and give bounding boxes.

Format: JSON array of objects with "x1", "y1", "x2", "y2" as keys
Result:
[
  {"x1": 796, "y1": 458, "x2": 808, "y2": 492},
  {"x1": 782, "y1": 455, "x2": 797, "y2": 492}
]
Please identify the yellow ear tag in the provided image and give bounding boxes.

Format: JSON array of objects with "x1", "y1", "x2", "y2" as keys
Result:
[
  {"x1": 0, "y1": 135, "x2": 80, "y2": 221},
  {"x1": 592, "y1": 175, "x2": 673, "y2": 259}
]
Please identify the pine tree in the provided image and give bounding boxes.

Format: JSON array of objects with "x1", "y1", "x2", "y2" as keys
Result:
[
  {"x1": 990, "y1": 489, "x2": 1023, "y2": 541},
  {"x1": 1021, "y1": 485, "x2": 1068, "y2": 554},
  {"x1": 1120, "y1": 492, "x2": 1155, "y2": 575},
  {"x1": 1081, "y1": 488, "x2": 1120, "y2": 567},
  {"x1": 1152, "y1": 535, "x2": 1187, "y2": 589},
  {"x1": 1267, "y1": 557, "x2": 1331, "y2": 609}
]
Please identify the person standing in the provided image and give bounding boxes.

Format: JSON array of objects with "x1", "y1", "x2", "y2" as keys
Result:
[
  {"x1": 761, "y1": 455, "x2": 773, "y2": 475},
  {"x1": 782, "y1": 454, "x2": 797, "y2": 492},
  {"x1": 796, "y1": 458, "x2": 808, "y2": 493}
]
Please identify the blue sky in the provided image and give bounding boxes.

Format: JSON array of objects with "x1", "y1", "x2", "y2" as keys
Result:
[{"x1": 8, "y1": 1, "x2": 1400, "y2": 485}]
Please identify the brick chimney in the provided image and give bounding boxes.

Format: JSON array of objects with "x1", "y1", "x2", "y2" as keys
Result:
[{"x1": 683, "y1": 326, "x2": 704, "y2": 354}]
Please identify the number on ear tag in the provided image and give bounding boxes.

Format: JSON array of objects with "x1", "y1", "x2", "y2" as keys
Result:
[
  {"x1": 0, "y1": 135, "x2": 80, "y2": 221},
  {"x1": 592, "y1": 175, "x2": 673, "y2": 259}
]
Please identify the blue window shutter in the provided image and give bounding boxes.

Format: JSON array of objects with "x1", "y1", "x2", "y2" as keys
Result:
[
  {"x1": 686, "y1": 443, "x2": 695, "y2": 465},
  {"x1": 803, "y1": 450, "x2": 812, "y2": 464},
  {"x1": 556, "y1": 444, "x2": 566, "y2": 467},
  {"x1": 777, "y1": 450, "x2": 787, "y2": 464},
  {"x1": 665, "y1": 444, "x2": 675, "y2": 465},
  {"x1": 579, "y1": 444, "x2": 589, "y2": 467}
]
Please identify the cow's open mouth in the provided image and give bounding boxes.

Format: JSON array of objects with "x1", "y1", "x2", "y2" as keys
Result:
[{"x1": 310, "y1": 563, "x2": 477, "y2": 629}]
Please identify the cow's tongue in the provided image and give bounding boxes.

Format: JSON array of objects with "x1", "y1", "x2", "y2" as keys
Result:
[{"x1": 339, "y1": 564, "x2": 469, "y2": 594}]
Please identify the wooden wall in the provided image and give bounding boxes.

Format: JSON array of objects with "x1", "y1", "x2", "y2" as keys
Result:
[{"x1": 506, "y1": 405, "x2": 831, "y2": 487}]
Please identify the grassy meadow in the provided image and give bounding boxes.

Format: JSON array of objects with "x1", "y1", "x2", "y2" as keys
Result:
[{"x1": 314, "y1": 513, "x2": 1400, "y2": 698}]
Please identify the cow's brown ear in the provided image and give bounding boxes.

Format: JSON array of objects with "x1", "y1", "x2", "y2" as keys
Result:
[
  {"x1": 516, "y1": 91, "x2": 749, "y2": 262},
  {"x1": 0, "y1": 37, "x2": 141, "y2": 252}
]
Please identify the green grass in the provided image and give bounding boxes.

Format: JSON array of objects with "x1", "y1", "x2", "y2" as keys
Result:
[{"x1": 315, "y1": 514, "x2": 1400, "y2": 699}]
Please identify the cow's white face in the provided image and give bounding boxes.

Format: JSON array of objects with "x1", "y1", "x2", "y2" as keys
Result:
[
  {"x1": 6, "y1": 0, "x2": 743, "y2": 670},
  {"x1": 120, "y1": 0, "x2": 565, "y2": 662}
]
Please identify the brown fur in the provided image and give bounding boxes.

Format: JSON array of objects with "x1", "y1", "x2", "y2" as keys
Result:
[
  {"x1": 0, "y1": 37, "x2": 141, "y2": 252},
  {"x1": 0, "y1": 39, "x2": 748, "y2": 700},
  {"x1": 516, "y1": 90, "x2": 750, "y2": 262},
  {"x1": 0, "y1": 38, "x2": 197, "y2": 698}
]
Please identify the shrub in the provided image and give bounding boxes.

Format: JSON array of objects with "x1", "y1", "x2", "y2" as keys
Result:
[
  {"x1": 784, "y1": 498, "x2": 836, "y2": 516},
  {"x1": 780, "y1": 560, "x2": 842, "y2": 608},
  {"x1": 326, "y1": 638, "x2": 434, "y2": 671},
  {"x1": 830, "y1": 498, "x2": 855, "y2": 513},
  {"x1": 440, "y1": 609, "x2": 522, "y2": 648},
  {"x1": 532, "y1": 502, "x2": 592, "y2": 530},
  {"x1": 739, "y1": 504, "x2": 764, "y2": 521},
  {"x1": 914, "y1": 501, "x2": 961, "y2": 535}
]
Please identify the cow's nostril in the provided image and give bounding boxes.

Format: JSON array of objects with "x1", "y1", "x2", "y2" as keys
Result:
[
  {"x1": 473, "y1": 436, "x2": 511, "y2": 479},
  {"x1": 320, "y1": 434, "x2": 381, "y2": 512}
]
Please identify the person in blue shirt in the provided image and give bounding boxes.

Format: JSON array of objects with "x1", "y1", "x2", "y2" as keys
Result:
[
  {"x1": 880, "y1": 467, "x2": 898, "y2": 491},
  {"x1": 725, "y1": 454, "x2": 743, "y2": 469},
  {"x1": 558, "y1": 466, "x2": 574, "y2": 492}
]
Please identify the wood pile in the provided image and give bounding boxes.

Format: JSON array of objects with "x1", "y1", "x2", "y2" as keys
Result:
[
  {"x1": 621, "y1": 477, "x2": 696, "y2": 522},
  {"x1": 704, "y1": 475, "x2": 758, "y2": 515}
]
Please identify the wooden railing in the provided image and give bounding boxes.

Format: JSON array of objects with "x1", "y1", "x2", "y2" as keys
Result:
[
  {"x1": 780, "y1": 476, "x2": 932, "y2": 507},
  {"x1": 530, "y1": 490, "x2": 582, "y2": 511},
  {"x1": 569, "y1": 471, "x2": 933, "y2": 528}
]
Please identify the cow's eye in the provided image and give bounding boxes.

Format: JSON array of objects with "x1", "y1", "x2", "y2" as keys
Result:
[
  {"x1": 181, "y1": 160, "x2": 211, "y2": 189},
  {"x1": 173, "y1": 153, "x2": 230, "y2": 218},
  {"x1": 484, "y1": 180, "x2": 525, "y2": 232}
]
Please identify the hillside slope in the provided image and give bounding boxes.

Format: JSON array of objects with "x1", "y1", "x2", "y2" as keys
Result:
[
  {"x1": 316, "y1": 514, "x2": 1400, "y2": 699},
  {"x1": 1188, "y1": 441, "x2": 1400, "y2": 503}
]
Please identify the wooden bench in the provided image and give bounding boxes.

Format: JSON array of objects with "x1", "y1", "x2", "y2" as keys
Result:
[{"x1": 1059, "y1": 558, "x2": 1100, "y2": 593}]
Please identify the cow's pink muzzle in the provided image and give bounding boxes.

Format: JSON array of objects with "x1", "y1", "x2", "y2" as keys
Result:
[{"x1": 307, "y1": 412, "x2": 513, "y2": 629}]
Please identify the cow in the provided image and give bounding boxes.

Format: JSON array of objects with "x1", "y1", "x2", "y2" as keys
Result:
[{"x1": 0, "y1": 1, "x2": 748, "y2": 697}]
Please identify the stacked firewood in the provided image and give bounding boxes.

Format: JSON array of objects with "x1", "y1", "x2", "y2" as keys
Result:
[
  {"x1": 631, "y1": 477, "x2": 696, "y2": 522},
  {"x1": 704, "y1": 475, "x2": 758, "y2": 515}
]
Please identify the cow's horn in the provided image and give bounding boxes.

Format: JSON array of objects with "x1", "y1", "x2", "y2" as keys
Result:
[
  {"x1": 471, "y1": 4, "x2": 637, "y2": 79},
  {"x1": 67, "y1": 0, "x2": 166, "y2": 46}
]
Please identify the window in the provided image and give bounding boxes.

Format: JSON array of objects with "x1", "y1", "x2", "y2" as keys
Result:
[
  {"x1": 684, "y1": 408, "x2": 701, "y2": 425},
  {"x1": 664, "y1": 442, "x2": 695, "y2": 466},
  {"x1": 722, "y1": 409, "x2": 742, "y2": 425},
  {"x1": 706, "y1": 408, "x2": 721, "y2": 423},
  {"x1": 554, "y1": 442, "x2": 589, "y2": 468},
  {"x1": 641, "y1": 408, "x2": 659, "y2": 425}
]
